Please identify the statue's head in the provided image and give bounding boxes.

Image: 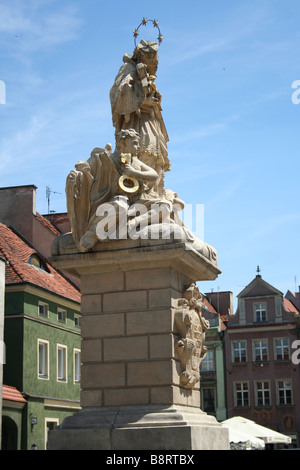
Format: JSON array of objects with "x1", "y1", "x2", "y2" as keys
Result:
[
  {"x1": 116, "y1": 129, "x2": 140, "y2": 156},
  {"x1": 133, "y1": 40, "x2": 159, "y2": 75}
]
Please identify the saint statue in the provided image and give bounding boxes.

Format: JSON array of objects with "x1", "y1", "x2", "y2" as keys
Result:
[
  {"x1": 110, "y1": 40, "x2": 169, "y2": 199},
  {"x1": 51, "y1": 26, "x2": 218, "y2": 269}
]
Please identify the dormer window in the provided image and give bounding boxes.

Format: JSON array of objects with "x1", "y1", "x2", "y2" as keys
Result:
[
  {"x1": 254, "y1": 303, "x2": 267, "y2": 323},
  {"x1": 28, "y1": 254, "x2": 49, "y2": 272}
]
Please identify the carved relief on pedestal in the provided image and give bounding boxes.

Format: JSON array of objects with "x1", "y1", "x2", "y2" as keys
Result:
[{"x1": 175, "y1": 284, "x2": 210, "y2": 390}]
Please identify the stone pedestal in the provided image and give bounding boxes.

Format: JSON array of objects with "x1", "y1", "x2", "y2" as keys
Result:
[{"x1": 48, "y1": 240, "x2": 229, "y2": 450}]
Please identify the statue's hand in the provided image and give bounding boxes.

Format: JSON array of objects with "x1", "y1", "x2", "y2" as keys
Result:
[{"x1": 124, "y1": 164, "x2": 138, "y2": 178}]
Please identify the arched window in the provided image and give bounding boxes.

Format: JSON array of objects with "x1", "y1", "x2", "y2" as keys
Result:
[{"x1": 28, "y1": 254, "x2": 49, "y2": 272}]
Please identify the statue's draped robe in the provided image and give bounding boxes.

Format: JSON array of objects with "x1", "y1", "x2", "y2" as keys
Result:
[
  {"x1": 66, "y1": 150, "x2": 120, "y2": 246},
  {"x1": 110, "y1": 58, "x2": 170, "y2": 174}
]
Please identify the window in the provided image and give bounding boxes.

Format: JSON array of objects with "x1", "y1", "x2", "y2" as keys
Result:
[
  {"x1": 74, "y1": 349, "x2": 81, "y2": 383},
  {"x1": 202, "y1": 388, "x2": 215, "y2": 413},
  {"x1": 277, "y1": 380, "x2": 292, "y2": 405},
  {"x1": 234, "y1": 382, "x2": 249, "y2": 407},
  {"x1": 57, "y1": 308, "x2": 67, "y2": 323},
  {"x1": 275, "y1": 338, "x2": 289, "y2": 360},
  {"x1": 201, "y1": 350, "x2": 214, "y2": 371},
  {"x1": 253, "y1": 339, "x2": 268, "y2": 362},
  {"x1": 57, "y1": 345, "x2": 67, "y2": 382},
  {"x1": 232, "y1": 341, "x2": 247, "y2": 363},
  {"x1": 28, "y1": 254, "x2": 48, "y2": 272},
  {"x1": 38, "y1": 340, "x2": 49, "y2": 379},
  {"x1": 38, "y1": 301, "x2": 49, "y2": 317},
  {"x1": 254, "y1": 303, "x2": 267, "y2": 322},
  {"x1": 255, "y1": 381, "x2": 271, "y2": 406},
  {"x1": 74, "y1": 315, "x2": 80, "y2": 327}
]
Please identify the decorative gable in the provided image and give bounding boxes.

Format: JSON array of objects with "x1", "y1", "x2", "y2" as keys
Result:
[{"x1": 238, "y1": 275, "x2": 283, "y2": 299}]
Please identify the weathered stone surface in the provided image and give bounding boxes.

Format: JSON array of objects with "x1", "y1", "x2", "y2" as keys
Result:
[
  {"x1": 103, "y1": 336, "x2": 148, "y2": 362},
  {"x1": 48, "y1": 405, "x2": 229, "y2": 450},
  {"x1": 81, "y1": 313, "x2": 125, "y2": 339}
]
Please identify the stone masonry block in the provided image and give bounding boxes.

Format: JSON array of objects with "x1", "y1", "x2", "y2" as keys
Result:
[
  {"x1": 149, "y1": 334, "x2": 175, "y2": 359},
  {"x1": 104, "y1": 388, "x2": 149, "y2": 407},
  {"x1": 148, "y1": 288, "x2": 180, "y2": 309},
  {"x1": 81, "y1": 294, "x2": 101, "y2": 314},
  {"x1": 81, "y1": 339, "x2": 102, "y2": 363},
  {"x1": 126, "y1": 310, "x2": 173, "y2": 335},
  {"x1": 150, "y1": 385, "x2": 200, "y2": 408},
  {"x1": 125, "y1": 268, "x2": 171, "y2": 290},
  {"x1": 103, "y1": 290, "x2": 147, "y2": 312},
  {"x1": 82, "y1": 363, "x2": 125, "y2": 389},
  {"x1": 81, "y1": 271, "x2": 124, "y2": 294},
  {"x1": 81, "y1": 389, "x2": 102, "y2": 407},
  {"x1": 81, "y1": 313, "x2": 124, "y2": 339},
  {"x1": 103, "y1": 336, "x2": 148, "y2": 362},
  {"x1": 127, "y1": 360, "x2": 173, "y2": 387}
]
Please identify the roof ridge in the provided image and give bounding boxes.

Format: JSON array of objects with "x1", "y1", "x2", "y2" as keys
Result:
[{"x1": 35, "y1": 212, "x2": 61, "y2": 236}]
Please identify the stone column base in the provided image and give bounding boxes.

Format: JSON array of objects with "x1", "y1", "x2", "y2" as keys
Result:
[
  {"x1": 48, "y1": 404, "x2": 229, "y2": 450},
  {"x1": 48, "y1": 240, "x2": 228, "y2": 450}
]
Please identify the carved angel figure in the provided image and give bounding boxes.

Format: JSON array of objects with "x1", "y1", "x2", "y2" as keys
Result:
[{"x1": 65, "y1": 129, "x2": 160, "y2": 251}]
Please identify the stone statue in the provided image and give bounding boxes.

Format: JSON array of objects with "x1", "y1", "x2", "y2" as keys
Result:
[
  {"x1": 175, "y1": 284, "x2": 210, "y2": 389},
  {"x1": 110, "y1": 39, "x2": 169, "y2": 199},
  {"x1": 48, "y1": 24, "x2": 230, "y2": 452},
  {"x1": 52, "y1": 37, "x2": 218, "y2": 269},
  {"x1": 66, "y1": 128, "x2": 160, "y2": 251}
]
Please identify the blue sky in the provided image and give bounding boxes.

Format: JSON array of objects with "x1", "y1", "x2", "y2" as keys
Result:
[{"x1": 1, "y1": 0, "x2": 300, "y2": 305}]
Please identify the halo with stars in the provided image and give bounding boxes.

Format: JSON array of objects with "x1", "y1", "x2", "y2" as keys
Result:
[{"x1": 133, "y1": 18, "x2": 163, "y2": 47}]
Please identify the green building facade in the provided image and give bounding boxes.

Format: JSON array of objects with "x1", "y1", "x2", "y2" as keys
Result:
[
  {"x1": 3, "y1": 285, "x2": 81, "y2": 450},
  {"x1": 0, "y1": 219, "x2": 81, "y2": 450},
  {"x1": 200, "y1": 294, "x2": 229, "y2": 422}
]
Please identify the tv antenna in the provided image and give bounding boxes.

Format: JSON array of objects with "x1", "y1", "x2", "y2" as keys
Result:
[{"x1": 46, "y1": 186, "x2": 61, "y2": 214}]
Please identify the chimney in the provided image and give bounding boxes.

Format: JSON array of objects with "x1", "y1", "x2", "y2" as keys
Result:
[{"x1": 0, "y1": 185, "x2": 37, "y2": 244}]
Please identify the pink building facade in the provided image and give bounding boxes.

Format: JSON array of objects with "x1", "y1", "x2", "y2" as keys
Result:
[{"x1": 225, "y1": 274, "x2": 300, "y2": 447}]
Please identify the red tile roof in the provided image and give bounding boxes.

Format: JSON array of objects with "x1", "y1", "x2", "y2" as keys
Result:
[
  {"x1": 2, "y1": 385, "x2": 27, "y2": 403},
  {"x1": 203, "y1": 297, "x2": 217, "y2": 313},
  {"x1": 283, "y1": 297, "x2": 299, "y2": 315},
  {"x1": 203, "y1": 297, "x2": 227, "y2": 331},
  {"x1": 0, "y1": 223, "x2": 80, "y2": 303}
]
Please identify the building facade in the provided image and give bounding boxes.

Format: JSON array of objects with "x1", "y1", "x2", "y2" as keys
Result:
[
  {"x1": 0, "y1": 186, "x2": 82, "y2": 450},
  {"x1": 200, "y1": 291, "x2": 232, "y2": 421},
  {"x1": 225, "y1": 274, "x2": 300, "y2": 447}
]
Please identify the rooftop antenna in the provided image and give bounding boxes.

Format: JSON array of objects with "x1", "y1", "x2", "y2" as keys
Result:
[{"x1": 46, "y1": 186, "x2": 61, "y2": 214}]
